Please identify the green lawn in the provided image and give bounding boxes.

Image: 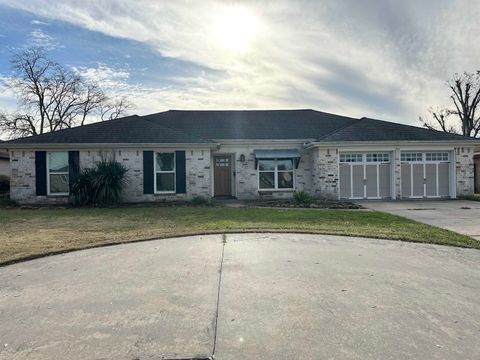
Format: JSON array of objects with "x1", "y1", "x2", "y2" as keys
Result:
[{"x1": 0, "y1": 206, "x2": 478, "y2": 265}]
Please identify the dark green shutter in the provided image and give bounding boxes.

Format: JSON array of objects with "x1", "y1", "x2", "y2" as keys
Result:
[
  {"x1": 68, "y1": 151, "x2": 80, "y2": 192},
  {"x1": 143, "y1": 151, "x2": 154, "y2": 194},
  {"x1": 175, "y1": 150, "x2": 186, "y2": 194},
  {"x1": 35, "y1": 151, "x2": 47, "y2": 196}
]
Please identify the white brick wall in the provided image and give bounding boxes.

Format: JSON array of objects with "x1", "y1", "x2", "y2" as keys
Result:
[
  {"x1": 311, "y1": 148, "x2": 339, "y2": 199},
  {"x1": 8, "y1": 144, "x2": 476, "y2": 204},
  {"x1": 9, "y1": 150, "x2": 37, "y2": 204},
  {"x1": 9, "y1": 148, "x2": 212, "y2": 204},
  {"x1": 215, "y1": 144, "x2": 312, "y2": 200},
  {"x1": 455, "y1": 146, "x2": 475, "y2": 196}
]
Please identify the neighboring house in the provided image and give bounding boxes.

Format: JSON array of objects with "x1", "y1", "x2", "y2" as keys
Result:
[
  {"x1": 0, "y1": 140, "x2": 10, "y2": 178},
  {"x1": 1, "y1": 109, "x2": 478, "y2": 205},
  {"x1": 475, "y1": 146, "x2": 480, "y2": 193}
]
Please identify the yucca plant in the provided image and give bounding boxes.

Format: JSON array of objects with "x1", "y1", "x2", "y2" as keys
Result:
[
  {"x1": 71, "y1": 159, "x2": 128, "y2": 206},
  {"x1": 293, "y1": 190, "x2": 314, "y2": 204}
]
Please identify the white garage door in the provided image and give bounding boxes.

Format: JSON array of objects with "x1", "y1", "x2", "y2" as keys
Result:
[
  {"x1": 339, "y1": 153, "x2": 392, "y2": 200},
  {"x1": 400, "y1": 152, "x2": 451, "y2": 198}
]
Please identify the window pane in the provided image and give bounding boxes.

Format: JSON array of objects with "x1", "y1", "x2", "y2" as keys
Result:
[
  {"x1": 259, "y1": 172, "x2": 275, "y2": 189},
  {"x1": 366, "y1": 153, "x2": 389, "y2": 162},
  {"x1": 50, "y1": 174, "x2": 69, "y2": 193},
  {"x1": 278, "y1": 171, "x2": 294, "y2": 189},
  {"x1": 48, "y1": 152, "x2": 69, "y2": 172},
  {"x1": 156, "y1": 173, "x2": 175, "y2": 192},
  {"x1": 258, "y1": 160, "x2": 275, "y2": 171},
  {"x1": 156, "y1": 153, "x2": 175, "y2": 171},
  {"x1": 277, "y1": 159, "x2": 293, "y2": 170},
  {"x1": 340, "y1": 153, "x2": 362, "y2": 163}
]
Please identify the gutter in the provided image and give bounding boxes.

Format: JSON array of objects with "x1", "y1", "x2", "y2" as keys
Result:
[
  {"x1": 303, "y1": 139, "x2": 480, "y2": 149},
  {"x1": 1, "y1": 142, "x2": 220, "y2": 151}
]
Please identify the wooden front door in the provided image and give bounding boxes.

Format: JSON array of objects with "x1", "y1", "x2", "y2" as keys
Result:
[{"x1": 214, "y1": 155, "x2": 232, "y2": 196}]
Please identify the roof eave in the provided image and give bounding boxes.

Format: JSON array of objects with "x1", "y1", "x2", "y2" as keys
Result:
[
  {"x1": 1, "y1": 142, "x2": 219, "y2": 150},
  {"x1": 304, "y1": 139, "x2": 480, "y2": 149}
]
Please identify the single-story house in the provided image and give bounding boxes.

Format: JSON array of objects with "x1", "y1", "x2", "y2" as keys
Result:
[
  {"x1": 0, "y1": 140, "x2": 10, "y2": 178},
  {"x1": 1, "y1": 109, "x2": 478, "y2": 205},
  {"x1": 475, "y1": 146, "x2": 480, "y2": 193}
]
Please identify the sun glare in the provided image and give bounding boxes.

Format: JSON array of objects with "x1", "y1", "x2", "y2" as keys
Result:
[{"x1": 214, "y1": 5, "x2": 259, "y2": 52}]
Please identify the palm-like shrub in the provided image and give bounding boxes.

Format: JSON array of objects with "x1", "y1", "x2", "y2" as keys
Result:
[
  {"x1": 71, "y1": 159, "x2": 128, "y2": 206},
  {"x1": 293, "y1": 190, "x2": 314, "y2": 204}
]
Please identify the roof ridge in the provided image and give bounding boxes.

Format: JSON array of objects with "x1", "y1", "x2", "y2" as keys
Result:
[{"x1": 314, "y1": 117, "x2": 364, "y2": 142}]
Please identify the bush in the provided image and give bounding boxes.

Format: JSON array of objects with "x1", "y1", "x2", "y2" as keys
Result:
[
  {"x1": 189, "y1": 195, "x2": 212, "y2": 206},
  {"x1": 0, "y1": 175, "x2": 9, "y2": 194},
  {"x1": 293, "y1": 190, "x2": 314, "y2": 204},
  {"x1": 71, "y1": 159, "x2": 128, "y2": 206},
  {"x1": 0, "y1": 194, "x2": 17, "y2": 207}
]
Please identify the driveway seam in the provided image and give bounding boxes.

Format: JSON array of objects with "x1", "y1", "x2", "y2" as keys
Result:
[{"x1": 212, "y1": 234, "x2": 227, "y2": 357}]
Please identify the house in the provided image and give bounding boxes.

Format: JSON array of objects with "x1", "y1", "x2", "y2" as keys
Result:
[
  {"x1": 1, "y1": 109, "x2": 478, "y2": 205},
  {"x1": 0, "y1": 140, "x2": 10, "y2": 178},
  {"x1": 475, "y1": 146, "x2": 480, "y2": 193}
]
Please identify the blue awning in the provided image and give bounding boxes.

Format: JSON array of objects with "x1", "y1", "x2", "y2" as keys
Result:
[{"x1": 253, "y1": 149, "x2": 301, "y2": 168}]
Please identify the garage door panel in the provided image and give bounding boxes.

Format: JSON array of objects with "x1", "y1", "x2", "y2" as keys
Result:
[
  {"x1": 339, "y1": 164, "x2": 351, "y2": 199},
  {"x1": 412, "y1": 164, "x2": 424, "y2": 197},
  {"x1": 378, "y1": 164, "x2": 391, "y2": 198},
  {"x1": 365, "y1": 165, "x2": 377, "y2": 198},
  {"x1": 438, "y1": 163, "x2": 450, "y2": 197},
  {"x1": 425, "y1": 164, "x2": 437, "y2": 197},
  {"x1": 401, "y1": 164, "x2": 411, "y2": 198},
  {"x1": 352, "y1": 165, "x2": 364, "y2": 198}
]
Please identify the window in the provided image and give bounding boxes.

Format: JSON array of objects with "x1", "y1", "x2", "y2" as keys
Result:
[
  {"x1": 258, "y1": 159, "x2": 294, "y2": 190},
  {"x1": 339, "y1": 153, "x2": 363, "y2": 163},
  {"x1": 400, "y1": 152, "x2": 423, "y2": 162},
  {"x1": 366, "y1": 153, "x2": 390, "y2": 162},
  {"x1": 47, "y1": 152, "x2": 69, "y2": 195},
  {"x1": 155, "y1": 152, "x2": 175, "y2": 192},
  {"x1": 425, "y1": 152, "x2": 449, "y2": 162}
]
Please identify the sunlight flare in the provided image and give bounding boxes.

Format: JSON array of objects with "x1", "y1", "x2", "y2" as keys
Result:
[{"x1": 213, "y1": 5, "x2": 260, "y2": 52}]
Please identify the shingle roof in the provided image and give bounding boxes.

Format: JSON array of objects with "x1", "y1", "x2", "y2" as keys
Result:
[
  {"x1": 143, "y1": 109, "x2": 357, "y2": 140},
  {"x1": 1, "y1": 109, "x2": 477, "y2": 145},
  {"x1": 316, "y1": 117, "x2": 477, "y2": 142},
  {"x1": 3, "y1": 115, "x2": 212, "y2": 144}
]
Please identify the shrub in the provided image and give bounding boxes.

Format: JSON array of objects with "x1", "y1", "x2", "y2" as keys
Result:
[
  {"x1": 0, "y1": 175, "x2": 9, "y2": 194},
  {"x1": 71, "y1": 159, "x2": 128, "y2": 206},
  {"x1": 293, "y1": 190, "x2": 314, "y2": 204},
  {"x1": 189, "y1": 195, "x2": 212, "y2": 206},
  {"x1": 0, "y1": 194, "x2": 17, "y2": 207}
]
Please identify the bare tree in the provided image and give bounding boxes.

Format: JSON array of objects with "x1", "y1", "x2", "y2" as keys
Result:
[
  {"x1": 420, "y1": 71, "x2": 480, "y2": 137},
  {"x1": 0, "y1": 47, "x2": 133, "y2": 138}
]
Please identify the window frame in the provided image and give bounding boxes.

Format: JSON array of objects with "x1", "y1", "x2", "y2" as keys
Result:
[
  {"x1": 339, "y1": 153, "x2": 363, "y2": 163},
  {"x1": 46, "y1": 151, "x2": 69, "y2": 196},
  {"x1": 257, "y1": 158, "x2": 295, "y2": 191},
  {"x1": 400, "y1": 152, "x2": 423, "y2": 162},
  {"x1": 365, "y1": 153, "x2": 390, "y2": 163},
  {"x1": 154, "y1": 152, "x2": 176, "y2": 194},
  {"x1": 425, "y1": 152, "x2": 449, "y2": 162}
]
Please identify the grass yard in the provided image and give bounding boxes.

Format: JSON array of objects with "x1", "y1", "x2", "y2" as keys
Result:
[{"x1": 0, "y1": 206, "x2": 478, "y2": 265}]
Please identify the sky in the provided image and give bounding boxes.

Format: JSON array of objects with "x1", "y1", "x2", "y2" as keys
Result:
[{"x1": 0, "y1": 0, "x2": 479, "y2": 131}]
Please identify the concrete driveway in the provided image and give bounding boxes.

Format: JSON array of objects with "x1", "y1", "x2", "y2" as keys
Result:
[
  {"x1": 358, "y1": 200, "x2": 480, "y2": 240},
  {"x1": 1, "y1": 234, "x2": 479, "y2": 360}
]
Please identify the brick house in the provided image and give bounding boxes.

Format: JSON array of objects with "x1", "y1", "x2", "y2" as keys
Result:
[{"x1": 1, "y1": 109, "x2": 478, "y2": 204}]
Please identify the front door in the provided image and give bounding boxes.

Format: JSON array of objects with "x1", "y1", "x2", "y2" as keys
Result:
[{"x1": 214, "y1": 155, "x2": 232, "y2": 196}]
